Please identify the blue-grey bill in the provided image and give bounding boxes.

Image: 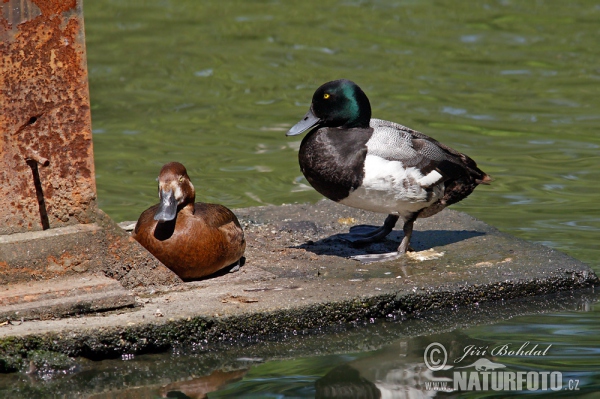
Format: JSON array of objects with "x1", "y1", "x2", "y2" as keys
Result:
[
  {"x1": 286, "y1": 109, "x2": 321, "y2": 136},
  {"x1": 154, "y1": 189, "x2": 177, "y2": 222}
]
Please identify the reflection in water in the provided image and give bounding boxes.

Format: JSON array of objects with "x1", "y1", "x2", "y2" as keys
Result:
[
  {"x1": 315, "y1": 359, "x2": 447, "y2": 399},
  {"x1": 315, "y1": 297, "x2": 600, "y2": 398},
  {"x1": 316, "y1": 364, "x2": 382, "y2": 399},
  {"x1": 314, "y1": 318, "x2": 600, "y2": 398},
  {"x1": 315, "y1": 337, "x2": 456, "y2": 399},
  {"x1": 160, "y1": 368, "x2": 247, "y2": 399},
  {"x1": 213, "y1": 292, "x2": 600, "y2": 398}
]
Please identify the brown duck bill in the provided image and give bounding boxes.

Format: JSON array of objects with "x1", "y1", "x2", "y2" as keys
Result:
[
  {"x1": 286, "y1": 108, "x2": 321, "y2": 136},
  {"x1": 154, "y1": 188, "x2": 177, "y2": 222}
]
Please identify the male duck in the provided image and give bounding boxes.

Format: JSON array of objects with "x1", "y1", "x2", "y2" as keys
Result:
[
  {"x1": 132, "y1": 162, "x2": 246, "y2": 279},
  {"x1": 287, "y1": 79, "x2": 491, "y2": 262}
]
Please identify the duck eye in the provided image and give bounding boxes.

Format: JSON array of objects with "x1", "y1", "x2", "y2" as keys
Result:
[{"x1": 323, "y1": 93, "x2": 330, "y2": 99}]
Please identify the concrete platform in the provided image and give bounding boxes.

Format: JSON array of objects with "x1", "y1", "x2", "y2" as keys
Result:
[
  {"x1": 0, "y1": 275, "x2": 135, "y2": 322},
  {"x1": 0, "y1": 200, "x2": 597, "y2": 371},
  {"x1": 0, "y1": 209, "x2": 182, "y2": 288},
  {"x1": 1, "y1": 290, "x2": 597, "y2": 397}
]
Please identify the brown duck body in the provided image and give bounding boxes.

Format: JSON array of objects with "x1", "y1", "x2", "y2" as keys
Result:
[
  {"x1": 132, "y1": 162, "x2": 245, "y2": 280},
  {"x1": 133, "y1": 202, "x2": 245, "y2": 280}
]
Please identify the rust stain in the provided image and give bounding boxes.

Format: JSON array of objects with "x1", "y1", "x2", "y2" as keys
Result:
[
  {"x1": 32, "y1": 0, "x2": 77, "y2": 16},
  {"x1": 0, "y1": 0, "x2": 97, "y2": 234}
]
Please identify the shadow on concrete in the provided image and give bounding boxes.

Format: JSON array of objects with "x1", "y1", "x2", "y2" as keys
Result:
[
  {"x1": 184, "y1": 256, "x2": 247, "y2": 282},
  {"x1": 297, "y1": 227, "x2": 486, "y2": 257}
]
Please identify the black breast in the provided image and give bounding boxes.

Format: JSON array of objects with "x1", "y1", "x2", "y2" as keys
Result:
[{"x1": 298, "y1": 127, "x2": 371, "y2": 202}]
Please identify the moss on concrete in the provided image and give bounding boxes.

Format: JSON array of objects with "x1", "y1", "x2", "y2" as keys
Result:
[{"x1": 0, "y1": 270, "x2": 595, "y2": 372}]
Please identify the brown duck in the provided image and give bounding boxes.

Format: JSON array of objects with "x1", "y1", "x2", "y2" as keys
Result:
[{"x1": 133, "y1": 162, "x2": 245, "y2": 280}]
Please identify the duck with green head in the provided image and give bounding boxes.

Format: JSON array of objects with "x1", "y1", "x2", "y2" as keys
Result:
[{"x1": 287, "y1": 79, "x2": 491, "y2": 263}]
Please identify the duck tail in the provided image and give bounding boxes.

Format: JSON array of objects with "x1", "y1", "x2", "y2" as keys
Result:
[
  {"x1": 476, "y1": 174, "x2": 493, "y2": 185},
  {"x1": 458, "y1": 152, "x2": 491, "y2": 186},
  {"x1": 438, "y1": 153, "x2": 490, "y2": 207}
]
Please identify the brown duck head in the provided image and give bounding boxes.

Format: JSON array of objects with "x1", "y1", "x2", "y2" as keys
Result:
[{"x1": 154, "y1": 162, "x2": 196, "y2": 222}]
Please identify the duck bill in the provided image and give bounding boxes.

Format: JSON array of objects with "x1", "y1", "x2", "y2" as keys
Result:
[
  {"x1": 154, "y1": 189, "x2": 177, "y2": 222},
  {"x1": 286, "y1": 108, "x2": 321, "y2": 136}
]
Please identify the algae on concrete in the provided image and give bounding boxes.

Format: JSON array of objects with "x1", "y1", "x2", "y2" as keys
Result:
[{"x1": 0, "y1": 289, "x2": 597, "y2": 397}]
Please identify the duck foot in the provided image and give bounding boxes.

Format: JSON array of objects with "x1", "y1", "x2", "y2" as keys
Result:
[
  {"x1": 350, "y1": 217, "x2": 416, "y2": 264},
  {"x1": 338, "y1": 214, "x2": 399, "y2": 245},
  {"x1": 228, "y1": 256, "x2": 246, "y2": 273},
  {"x1": 351, "y1": 251, "x2": 402, "y2": 264},
  {"x1": 351, "y1": 246, "x2": 415, "y2": 264}
]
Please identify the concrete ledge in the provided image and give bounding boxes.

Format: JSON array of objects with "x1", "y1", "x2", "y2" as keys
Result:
[
  {"x1": 0, "y1": 289, "x2": 596, "y2": 397},
  {"x1": 0, "y1": 209, "x2": 182, "y2": 288},
  {"x1": 0, "y1": 200, "x2": 597, "y2": 371},
  {"x1": 0, "y1": 275, "x2": 135, "y2": 322}
]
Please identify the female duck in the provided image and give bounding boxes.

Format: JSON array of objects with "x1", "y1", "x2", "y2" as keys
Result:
[
  {"x1": 133, "y1": 162, "x2": 245, "y2": 279},
  {"x1": 287, "y1": 79, "x2": 490, "y2": 262}
]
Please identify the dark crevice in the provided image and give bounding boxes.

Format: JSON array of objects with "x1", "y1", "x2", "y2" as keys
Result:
[
  {"x1": 26, "y1": 159, "x2": 50, "y2": 230},
  {"x1": 14, "y1": 113, "x2": 43, "y2": 135}
]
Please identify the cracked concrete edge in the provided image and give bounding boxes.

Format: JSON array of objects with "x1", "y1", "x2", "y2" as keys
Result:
[{"x1": 0, "y1": 267, "x2": 596, "y2": 372}]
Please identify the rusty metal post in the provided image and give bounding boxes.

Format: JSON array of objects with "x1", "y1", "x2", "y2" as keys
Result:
[
  {"x1": 1, "y1": 0, "x2": 96, "y2": 234},
  {"x1": 0, "y1": 1, "x2": 181, "y2": 293}
]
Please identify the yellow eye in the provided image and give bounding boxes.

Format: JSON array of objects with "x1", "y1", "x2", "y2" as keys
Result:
[
  {"x1": 323, "y1": 93, "x2": 330, "y2": 99},
  {"x1": 179, "y1": 176, "x2": 184, "y2": 183}
]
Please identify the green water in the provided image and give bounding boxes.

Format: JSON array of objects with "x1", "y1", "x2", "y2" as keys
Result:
[{"x1": 19, "y1": 0, "x2": 600, "y2": 396}]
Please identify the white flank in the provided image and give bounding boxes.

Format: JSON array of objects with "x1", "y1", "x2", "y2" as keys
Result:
[
  {"x1": 339, "y1": 155, "x2": 443, "y2": 218},
  {"x1": 417, "y1": 170, "x2": 443, "y2": 188}
]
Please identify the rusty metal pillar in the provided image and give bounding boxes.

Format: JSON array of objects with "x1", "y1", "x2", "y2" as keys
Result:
[
  {"x1": 1, "y1": 0, "x2": 96, "y2": 234},
  {"x1": 0, "y1": 0, "x2": 180, "y2": 302}
]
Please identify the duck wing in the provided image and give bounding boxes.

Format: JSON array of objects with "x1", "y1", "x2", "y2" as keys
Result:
[
  {"x1": 193, "y1": 203, "x2": 243, "y2": 229},
  {"x1": 368, "y1": 119, "x2": 489, "y2": 187}
]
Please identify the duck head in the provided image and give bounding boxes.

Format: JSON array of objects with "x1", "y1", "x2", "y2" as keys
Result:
[
  {"x1": 154, "y1": 162, "x2": 195, "y2": 222},
  {"x1": 286, "y1": 79, "x2": 372, "y2": 136}
]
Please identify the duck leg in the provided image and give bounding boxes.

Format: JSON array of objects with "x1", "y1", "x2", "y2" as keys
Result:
[
  {"x1": 338, "y1": 214, "x2": 399, "y2": 244},
  {"x1": 397, "y1": 217, "x2": 415, "y2": 254},
  {"x1": 228, "y1": 256, "x2": 246, "y2": 273},
  {"x1": 351, "y1": 213, "x2": 417, "y2": 264}
]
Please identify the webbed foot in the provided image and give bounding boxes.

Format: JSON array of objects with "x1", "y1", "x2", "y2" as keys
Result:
[
  {"x1": 228, "y1": 256, "x2": 246, "y2": 273},
  {"x1": 350, "y1": 216, "x2": 417, "y2": 264},
  {"x1": 351, "y1": 251, "x2": 402, "y2": 264},
  {"x1": 337, "y1": 214, "x2": 399, "y2": 245},
  {"x1": 350, "y1": 245, "x2": 415, "y2": 264}
]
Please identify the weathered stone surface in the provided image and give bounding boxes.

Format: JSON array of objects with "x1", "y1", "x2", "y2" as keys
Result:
[
  {"x1": 0, "y1": 201, "x2": 597, "y2": 372},
  {"x1": 0, "y1": 275, "x2": 135, "y2": 322},
  {"x1": 0, "y1": 209, "x2": 182, "y2": 288}
]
